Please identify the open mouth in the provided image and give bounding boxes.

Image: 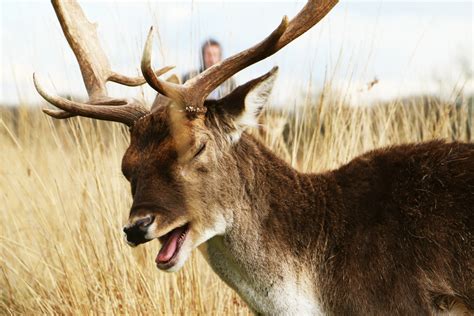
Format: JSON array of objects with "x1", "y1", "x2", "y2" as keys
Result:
[{"x1": 155, "y1": 223, "x2": 189, "y2": 270}]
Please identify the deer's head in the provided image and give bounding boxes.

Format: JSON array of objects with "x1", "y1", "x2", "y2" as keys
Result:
[
  {"x1": 34, "y1": 0, "x2": 337, "y2": 271},
  {"x1": 120, "y1": 68, "x2": 277, "y2": 271}
]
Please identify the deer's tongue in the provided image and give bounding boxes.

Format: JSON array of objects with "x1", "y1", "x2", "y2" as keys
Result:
[{"x1": 156, "y1": 226, "x2": 187, "y2": 263}]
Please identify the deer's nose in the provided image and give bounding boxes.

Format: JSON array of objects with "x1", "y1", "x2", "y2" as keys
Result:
[
  {"x1": 123, "y1": 215, "x2": 154, "y2": 233},
  {"x1": 123, "y1": 215, "x2": 155, "y2": 247}
]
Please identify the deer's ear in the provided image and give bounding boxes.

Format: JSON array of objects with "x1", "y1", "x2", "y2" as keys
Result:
[
  {"x1": 212, "y1": 67, "x2": 278, "y2": 131},
  {"x1": 238, "y1": 67, "x2": 278, "y2": 128}
]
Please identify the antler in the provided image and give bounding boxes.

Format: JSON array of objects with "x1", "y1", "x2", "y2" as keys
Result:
[
  {"x1": 142, "y1": 0, "x2": 338, "y2": 113},
  {"x1": 34, "y1": 0, "x2": 173, "y2": 126}
]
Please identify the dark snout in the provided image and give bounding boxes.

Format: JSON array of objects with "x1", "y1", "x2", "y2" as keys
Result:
[{"x1": 123, "y1": 215, "x2": 154, "y2": 247}]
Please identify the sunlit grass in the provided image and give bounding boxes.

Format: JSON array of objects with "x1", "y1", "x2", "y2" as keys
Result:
[{"x1": 0, "y1": 90, "x2": 472, "y2": 314}]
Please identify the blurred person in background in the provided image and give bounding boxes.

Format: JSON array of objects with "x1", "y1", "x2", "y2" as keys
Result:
[{"x1": 183, "y1": 38, "x2": 236, "y2": 99}]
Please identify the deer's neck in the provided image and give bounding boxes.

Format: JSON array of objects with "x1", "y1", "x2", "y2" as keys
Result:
[{"x1": 201, "y1": 135, "x2": 340, "y2": 315}]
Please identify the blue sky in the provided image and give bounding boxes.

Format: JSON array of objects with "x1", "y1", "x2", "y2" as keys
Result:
[{"x1": 1, "y1": 0, "x2": 472, "y2": 107}]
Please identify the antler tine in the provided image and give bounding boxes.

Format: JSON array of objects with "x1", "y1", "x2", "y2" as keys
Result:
[
  {"x1": 34, "y1": 73, "x2": 148, "y2": 126},
  {"x1": 141, "y1": 27, "x2": 186, "y2": 105},
  {"x1": 109, "y1": 66, "x2": 175, "y2": 87},
  {"x1": 143, "y1": 0, "x2": 338, "y2": 112},
  {"x1": 42, "y1": 108, "x2": 76, "y2": 119},
  {"x1": 36, "y1": 0, "x2": 173, "y2": 124},
  {"x1": 276, "y1": 0, "x2": 337, "y2": 49}
]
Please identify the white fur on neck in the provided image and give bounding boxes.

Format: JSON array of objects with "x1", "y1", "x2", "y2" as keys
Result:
[{"x1": 201, "y1": 236, "x2": 323, "y2": 315}]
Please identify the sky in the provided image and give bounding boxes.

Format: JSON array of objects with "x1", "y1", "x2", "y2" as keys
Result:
[{"x1": 0, "y1": 0, "x2": 473, "y2": 108}]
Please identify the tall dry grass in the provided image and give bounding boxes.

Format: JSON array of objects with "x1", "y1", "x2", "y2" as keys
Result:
[{"x1": 1, "y1": 92, "x2": 472, "y2": 314}]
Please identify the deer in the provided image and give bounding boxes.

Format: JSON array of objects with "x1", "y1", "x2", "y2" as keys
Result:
[{"x1": 34, "y1": 0, "x2": 473, "y2": 315}]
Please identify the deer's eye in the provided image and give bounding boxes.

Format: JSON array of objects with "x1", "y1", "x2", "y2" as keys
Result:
[{"x1": 193, "y1": 143, "x2": 206, "y2": 159}]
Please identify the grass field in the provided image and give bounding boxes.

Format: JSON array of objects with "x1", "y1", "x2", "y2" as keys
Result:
[{"x1": 1, "y1": 92, "x2": 472, "y2": 314}]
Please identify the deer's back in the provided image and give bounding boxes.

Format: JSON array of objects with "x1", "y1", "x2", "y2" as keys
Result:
[{"x1": 319, "y1": 140, "x2": 474, "y2": 315}]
